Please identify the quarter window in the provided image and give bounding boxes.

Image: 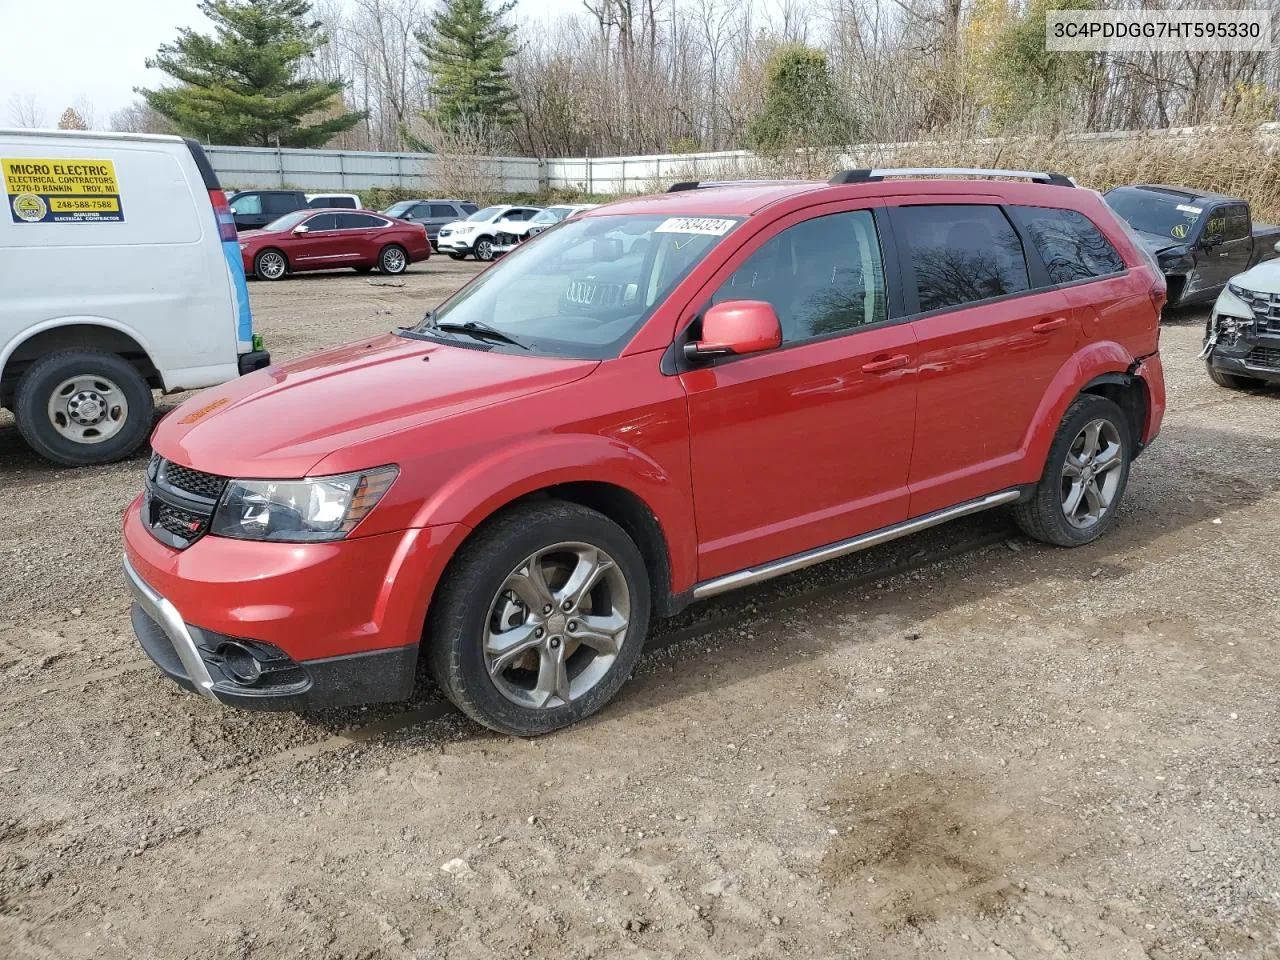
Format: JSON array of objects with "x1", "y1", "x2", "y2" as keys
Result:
[
  {"x1": 711, "y1": 210, "x2": 887, "y2": 344},
  {"x1": 1009, "y1": 206, "x2": 1126, "y2": 285},
  {"x1": 895, "y1": 204, "x2": 1029, "y2": 312}
]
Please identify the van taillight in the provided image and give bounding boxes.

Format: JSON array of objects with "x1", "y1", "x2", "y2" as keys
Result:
[{"x1": 209, "y1": 189, "x2": 238, "y2": 242}]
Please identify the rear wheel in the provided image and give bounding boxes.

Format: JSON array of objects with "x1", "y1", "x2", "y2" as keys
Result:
[
  {"x1": 379, "y1": 244, "x2": 408, "y2": 274},
  {"x1": 254, "y1": 248, "x2": 288, "y2": 280},
  {"x1": 448, "y1": 252, "x2": 466, "y2": 260},
  {"x1": 15, "y1": 350, "x2": 153, "y2": 466},
  {"x1": 1014, "y1": 394, "x2": 1131, "y2": 547},
  {"x1": 427, "y1": 500, "x2": 650, "y2": 736},
  {"x1": 1207, "y1": 365, "x2": 1256, "y2": 390},
  {"x1": 474, "y1": 237, "x2": 495, "y2": 262}
]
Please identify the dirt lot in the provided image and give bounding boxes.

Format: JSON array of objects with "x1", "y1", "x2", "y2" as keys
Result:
[{"x1": 2, "y1": 264, "x2": 1278, "y2": 959}]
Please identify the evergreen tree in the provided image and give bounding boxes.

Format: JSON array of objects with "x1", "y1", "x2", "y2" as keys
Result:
[
  {"x1": 746, "y1": 46, "x2": 855, "y2": 156},
  {"x1": 138, "y1": 0, "x2": 364, "y2": 147},
  {"x1": 416, "y1": 0, "x2": 519, "y2": 133}
]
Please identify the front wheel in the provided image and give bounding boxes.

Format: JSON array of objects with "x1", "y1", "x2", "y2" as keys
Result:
[
  {"x1": 473, "y1": 237, "x2": 495, "y2": 262},
  {"x1": 379, "y1": 244, "x2": 408, "y2": 274},
  {"x1": 426, "y1": 500, "x2": 650, "y2": 736},
  {"x1": 1207, "y1": 365, "x2": 1256, "y2": 390},
  {"x1": 254, "y1": 248, "x2": 288, "y2": 280},
  {"x1": 15, "y1": 350, "x2": 153, "y2": 466},
  {"x1": 1014, "y1": 394, "x2": 1131, "y2": 547},
  {"x1": 448, "y1": 252, "x2": 466, "y2": 261}
]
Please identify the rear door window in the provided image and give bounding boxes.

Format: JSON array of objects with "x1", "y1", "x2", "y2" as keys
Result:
[
  {"x1": 263, "y1": 193, "x2": 299, "y2": 215},
  {"x1": 1222, "y1": 204, "x2": 1250, "y2": 242},
  {"x1": 1009, "y1": 206, "x2": 1126, "y2": 285},
  {"x1": 430, "y1": 204, "x2": 457, "y2": 218},
  {"x1": 893, "y1": 204, "x2": 1029, "y2": 312},
  {"x1": 711, "y1": 210, "x2": 887, "y2": 344},
  {"x1": 337, "y1": 213, "x2": 387, "y2": 230}
]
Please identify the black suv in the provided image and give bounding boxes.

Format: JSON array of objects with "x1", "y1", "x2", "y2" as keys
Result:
[
  {"x1": 226, "y1": 189, "x2": 309, "y2": 231},
  {"x1": 379, "y1": 199, "x2": 478, "y2": 247}
]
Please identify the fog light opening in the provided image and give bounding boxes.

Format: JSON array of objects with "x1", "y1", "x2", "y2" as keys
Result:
[{"x1": 219, "y1": 642, "x2": 264, "y2": 686}]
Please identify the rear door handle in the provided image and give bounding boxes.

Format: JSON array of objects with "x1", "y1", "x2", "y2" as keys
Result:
[
  {"x1": 1031, "y1": 317, "x2": 1068, "y2": 333},
  {"x1": 861, "y1": 354, "x2": 910, "y2": 373}
]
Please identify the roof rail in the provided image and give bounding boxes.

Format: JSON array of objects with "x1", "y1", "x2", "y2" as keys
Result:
[
  {"x1": 666, "y1": 179, "x2": 804, "y2": 193},
  {"x1": 830, "y1": 168, "x2": 1075, "y2": 187}
]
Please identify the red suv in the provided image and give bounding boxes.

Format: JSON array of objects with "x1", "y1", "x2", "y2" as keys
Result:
[
  {"x1": 123, "y1": 170, "x2": 1166, "y2": 735},
  {"x1": 239, "y1": 208, "x2": 430, "y2": 279}
]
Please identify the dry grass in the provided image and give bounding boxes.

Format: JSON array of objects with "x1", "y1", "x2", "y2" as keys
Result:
[{"x1": 653, "y1": 125, "x2": 1280, "y2": 222}]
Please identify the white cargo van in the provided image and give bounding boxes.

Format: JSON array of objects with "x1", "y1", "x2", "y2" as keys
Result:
[{"x1": 0, "y1": 129, "x2": 270, "y2": 466}]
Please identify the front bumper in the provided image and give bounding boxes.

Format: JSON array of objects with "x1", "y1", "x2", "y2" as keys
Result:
[
  {"x1": 125, "y1": 554, "x2": 417, "y2": 710},
  {"x1": 436, "y1": 234, "x2": 473, "y2": 254},
  {"x1": 122, "y1": 496, "x2": 467, "y2": 711},
  {"x1": 1206, "y1": 336, "x2": 1280, "y2": 382},
  {"x1": 1205, "y1": 291, "x2": 1280, "y2": 381}
]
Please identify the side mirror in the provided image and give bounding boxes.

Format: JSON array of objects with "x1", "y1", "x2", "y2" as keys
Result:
[
  {"x1": 293, "y1": 225, "x2": 310, "y2": 235},
  {"x1": 1273, "y1": 239, "x2": 1280, "y2": 255},
  {"x1": 229, "y1": 206, "x2": 239, "y2": 215},
  {"x1": 684, "y1": 300, "x2": 782, "y2": 362},
  {"x1": 1201, "y1": 233, "x2": 1225, "y2": 249}
]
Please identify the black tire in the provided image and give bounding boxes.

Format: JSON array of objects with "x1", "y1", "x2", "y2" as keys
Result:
[
  {"x1": 379, "y1": 244, "x2": 408, "y2": 274},
  {"x1": 473, "y1": 236, "x2": 495, "y2": 262},
  {"x1": 1207, "y1": 364, "x2": 1255, "y2": 390},
  {"x1": 448, "y1": 252, "x2": 466, "y2": 260},
  {"x1": 15, "y1": 350, "x2": 153, "y2": 466},
  {"x1": 353, "y1": 265, "x2": 374, "y2": 274},
  {"x1": 1014, "y1": 394, "x2": 1132, "y2": 547},
  {"x1": 254, "y1": 248, "x2": 289, "y2": 280},
  {"x1": 426, "y1": 499, "x2": 651, "y2": 736}
]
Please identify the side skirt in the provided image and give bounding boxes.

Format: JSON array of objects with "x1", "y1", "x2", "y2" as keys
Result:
[{"x1": 690, "y1": 489, "x2": 1021, "y2": 600}]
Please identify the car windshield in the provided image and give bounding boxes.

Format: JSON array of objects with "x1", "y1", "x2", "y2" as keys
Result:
[
  {"x1": 382, "y1": 201, "x2": 414, "y2": 217},
  {"x1": 406, "y1": 213, "x2": 742, "y2": 359},
  {"x1": 261, "y1": 211, "x2": 312, "y2": 232},
  {"x1": 533, "y1": 208, "x2": 569, "y2": 224},
  {"x1": 1105, "y1": 187, "x2": 1204, "y2": 241},
  {"x1": 468, "y1": 205, "x2": 504, "y2": 222}
]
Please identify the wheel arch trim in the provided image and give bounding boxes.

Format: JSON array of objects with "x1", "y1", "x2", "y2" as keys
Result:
[{"x1": 0, "y1": 317, "x2": 164, "y2": 392}]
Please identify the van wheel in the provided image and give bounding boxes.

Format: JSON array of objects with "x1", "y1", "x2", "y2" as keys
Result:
[
  {"x1": 427, "y1": 500, "x2": 650, "y2": 737},
  {"x1": 1014, "y1": 394, "x2": 1131, "y2": 547},
  {"x1": 15, "y1": 350, "x2": 153, "y2": 466},
  {"x1": 1207, "y1": 365, "x2": 1255, "y2": 390},
  {"x1": 254, "y1": 249, "x2": 288, "y2": 280},
  {"x1": 379, "y1": 244, "x2": 408, "y2": 274},
  {"x1": 474, "y1": 237, "x2": 495, "y2": 261}
]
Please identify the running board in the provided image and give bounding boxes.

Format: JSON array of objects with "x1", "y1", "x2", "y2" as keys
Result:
[{"x1": 691, "y1": 489, "x2": 1021, "y2": 600}]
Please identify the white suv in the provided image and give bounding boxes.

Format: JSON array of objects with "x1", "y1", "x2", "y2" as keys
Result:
[{"x1": 436, "y1": 204, "x2": 543, "y2": 262}]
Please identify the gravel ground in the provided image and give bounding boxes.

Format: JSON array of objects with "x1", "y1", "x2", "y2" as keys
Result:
[{"x1": 1, "y1": 266, "x2": 1277, "y2": 959}]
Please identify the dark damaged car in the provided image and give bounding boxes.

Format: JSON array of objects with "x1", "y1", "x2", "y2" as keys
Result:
[{"x1": 1104, "y1": 185, "x2": 1280, "y2": 307}]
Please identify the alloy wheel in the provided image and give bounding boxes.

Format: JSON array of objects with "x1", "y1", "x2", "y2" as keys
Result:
[
  {"x1": 257, "y1": 250, "x2": 286, "y2": 279},
  {"x1": 484, "y1": 542, "x2": 631, "y2": 709},
  {"x1": 382, "y1": 247, "x2": 407, "y2": 273},
  {"x1": 1060, "y1": 418, "x2": 1124, "y2": 529}
]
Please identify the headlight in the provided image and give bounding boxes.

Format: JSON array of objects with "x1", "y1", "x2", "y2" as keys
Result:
[
  {"x1": 210, "y1": 466, "x2": 397, "y2": 542},
  {"x1": 453, "y1": 224, "x2": 476, "y2": 235},
  {"x1": 1227, "y1": 283, "x2": 1253, "y2": 302}
]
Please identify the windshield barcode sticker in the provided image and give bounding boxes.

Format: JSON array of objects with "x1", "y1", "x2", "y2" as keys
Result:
[
  {"x1": 655, "y1": 217, "x2": 737, "y2": 236},
  {"x1": 1176, "y1": 204, "x2": 1203, "y2": 215}
]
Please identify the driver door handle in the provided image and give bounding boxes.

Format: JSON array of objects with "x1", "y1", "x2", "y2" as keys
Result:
[
  {"x1": 861, "y1": 354, "x2": 910, "y2": 373},
  {"x1": 1031, "y1": 317, "x2": 1068, "y2": 334}
]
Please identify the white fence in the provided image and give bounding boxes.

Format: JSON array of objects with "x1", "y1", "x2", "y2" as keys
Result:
[
  {"x1": 205, "y1": 122, "x2": 1280, "y2": 196},
  {"x1": 204, "y1": 144, "x2": 769, "y2": 194}
]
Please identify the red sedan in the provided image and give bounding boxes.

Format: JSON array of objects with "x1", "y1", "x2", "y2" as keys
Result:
[{"x1": 239, "y1": 208, "x2": 430, "y2": 279}]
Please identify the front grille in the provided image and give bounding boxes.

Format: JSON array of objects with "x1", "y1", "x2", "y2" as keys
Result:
[
  {"x1": 161, "y1": 461, "x2": 226, "y2": 501},
  {"x1": 143, "y1": 457, "x2": 228, "y2": 549},
  {"x1": 154, "y1": 500, "x2": 211, "y2": 541},
  {"x1": 1248, "y1": 345, "x2": 1280, "y2": 369}
]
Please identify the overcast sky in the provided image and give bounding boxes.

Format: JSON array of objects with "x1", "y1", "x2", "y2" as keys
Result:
[{"x1": 0, "y1": 0, "x2": 579, "y2": 128}]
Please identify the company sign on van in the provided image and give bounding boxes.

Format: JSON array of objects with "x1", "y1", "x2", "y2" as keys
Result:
[{"x1": 2, "y1": 158, "x2": 124, "y2": 224}]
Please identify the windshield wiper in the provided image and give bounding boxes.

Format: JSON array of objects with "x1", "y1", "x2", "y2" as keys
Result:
[{"x1": 433, "y1": 320, "x2": 530, "y2": 350}]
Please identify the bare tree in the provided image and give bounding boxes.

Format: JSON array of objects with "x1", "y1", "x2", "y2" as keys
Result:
[
  {"x1": 108, "y1": 99, "x2": 173, "y2": 134},
  {"x1": 7, "y1": 92, "x2": 46, "y2": 128}
]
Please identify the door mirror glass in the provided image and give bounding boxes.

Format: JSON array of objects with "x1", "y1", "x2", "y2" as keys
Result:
[
  {"x1": 1273, "y1": 239, "x2": 1280, "y2": 255},
  {"x1": 685, "y1": 300, "x2": 782, "y2": 361},
  {"x1": 293, "y1": 225, "x2": 310, "y2": 234}
]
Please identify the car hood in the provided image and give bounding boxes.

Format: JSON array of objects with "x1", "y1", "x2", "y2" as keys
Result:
[
  {"x1": 1132, "y1": 229, "x2": 1188, "y2": 257},
  {"x1": 152, "y1": 334, "x2": 598, "y2": 478},
  {"x1": 1227, "y1": 258, "x2": 1280, "y2": 294},
  {"x1": 237, "y1": 229, "x2": 281, "y2": 244}
]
